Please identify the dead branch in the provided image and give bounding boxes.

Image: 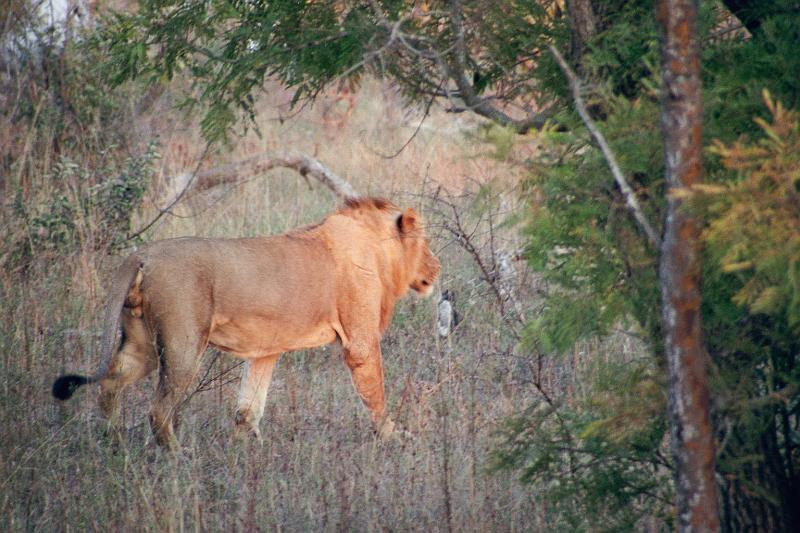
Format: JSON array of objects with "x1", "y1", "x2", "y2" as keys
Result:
[
  {"x1": 126, "y1": 149, "x2": 360, "y2": 241},
  {"x1": 549, "y1": 45, "x2": 661, "y2": 249},
  {"x1": 129, "y1": 151, "x2": 357, "y2": 242},
  {"x1": 425, "y1": 186, "x2": 526, "y2": 337},
  {"x1": 176, "y1": 152, "x2": 359, "y2": 201}
]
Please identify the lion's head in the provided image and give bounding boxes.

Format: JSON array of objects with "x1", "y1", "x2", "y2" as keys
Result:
[
  {"x1": 339, "y1": 197, "x2": 440, "y2": 299},
  {"x1": 396, "y1": 207, "x2": 440, "y2": 298}
]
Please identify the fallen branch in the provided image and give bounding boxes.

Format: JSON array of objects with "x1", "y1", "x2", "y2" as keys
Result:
[
  {"x1": 173, "y1": 152, "x2": 359, "y2": 201},
  {"x1": 129, "y1": 151, "x2": 358, "y2": 241},
  {"x1": 549, "y1": 45, "x2": 661, "y2": 249}
]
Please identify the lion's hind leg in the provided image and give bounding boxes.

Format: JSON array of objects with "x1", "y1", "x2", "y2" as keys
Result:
[
  {"x1": 148, "y1": 321, "x2": 209, "y2": 450},
  {"x1": 98, "y1": 313, "x2": 157, "y2": 427}
]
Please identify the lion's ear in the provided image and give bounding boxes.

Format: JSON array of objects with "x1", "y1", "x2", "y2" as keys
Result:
[{"x1": 397, "y1": 208, "x2": 418, "y2": 235}]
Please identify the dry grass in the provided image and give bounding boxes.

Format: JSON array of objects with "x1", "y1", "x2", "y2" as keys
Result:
[{"x1": 0, "y1": 79, "x2": 562, "y2": 531}]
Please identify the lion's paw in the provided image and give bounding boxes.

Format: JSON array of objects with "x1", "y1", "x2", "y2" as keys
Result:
[{"x1": 375, "y1": 418, "x2": 415, "y2": 443}]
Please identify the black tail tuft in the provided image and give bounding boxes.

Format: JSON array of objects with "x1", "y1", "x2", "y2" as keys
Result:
[{"x1": 52, "y1": 374, "x2": 90, "y2": 400}]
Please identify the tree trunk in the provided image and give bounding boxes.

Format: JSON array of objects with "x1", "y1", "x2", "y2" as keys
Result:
[
  {"x1": 718, "y1": 415, "x2": 792, "y2": 532},
  {"x1": 656, "y1": 1, "x2": 720, "y2": 532},
  {"x1": 565, "y1": 0, "x2": 597, "y2": 75}
]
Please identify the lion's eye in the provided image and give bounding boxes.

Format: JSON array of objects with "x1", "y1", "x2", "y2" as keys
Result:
[{"x1": 421, "y1": 280, "x2": 429, "y2": 286}]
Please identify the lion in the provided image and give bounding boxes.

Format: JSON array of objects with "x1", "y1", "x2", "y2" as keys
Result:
[{"x1": 52, "y1": 197, "x2": 440, "y2": 448}]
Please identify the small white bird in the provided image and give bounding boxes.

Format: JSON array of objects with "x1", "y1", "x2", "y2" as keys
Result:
[{"x1": 437, "y1": 290, "x2": 459, "y2": 338}]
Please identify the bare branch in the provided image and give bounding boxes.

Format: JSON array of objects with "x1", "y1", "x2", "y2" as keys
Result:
[
  {"x1": 549, "y1": 44, "x2": 661, "y2": 249},
  {"x1": 170, "y1": 152, "x2": 359, "y2": 202},
  {"x1": 129, "y1": 152, "x2": 358, "y2": 241},
  {"x1": 425, "y1": 187, "x2": 525, "y2": 335},
  {"x1": 370, "y1": 7, "x2": 553, "y2": 134},
  {"x1": 446, "y1": 0, "x2": 552, "y2": 133}
]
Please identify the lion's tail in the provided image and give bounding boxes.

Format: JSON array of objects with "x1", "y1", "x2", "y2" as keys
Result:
[
  {"x1": 52, "y1": 256, "x2": 144, "y2": 401},
  {"x1": 52, "y1": 374, "x2": 92, "y2": 400}
]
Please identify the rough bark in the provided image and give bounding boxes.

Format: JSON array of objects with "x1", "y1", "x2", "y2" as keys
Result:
[
  {"x1": 656, "y1": 1, "x2": 720, "y2": 532},
  {"x1": 565, "y1": 0, "x2": 598, "y2": 75}
]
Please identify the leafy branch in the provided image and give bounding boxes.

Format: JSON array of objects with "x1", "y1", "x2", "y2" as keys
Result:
[{"x1": 549, "y1": 44, "x2": 660, "y2": 249}]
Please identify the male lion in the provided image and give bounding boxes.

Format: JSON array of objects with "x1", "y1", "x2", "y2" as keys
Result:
[{"x1": 52, "y1": 197, "x2": 440, "y2": 448}]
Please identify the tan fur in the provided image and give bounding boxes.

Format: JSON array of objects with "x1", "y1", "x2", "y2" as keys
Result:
[{"x1": 58, "y1": 198, "x2": 440, "y2": 448}]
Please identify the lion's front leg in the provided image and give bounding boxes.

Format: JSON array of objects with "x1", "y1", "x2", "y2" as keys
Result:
[
  {"x1": 234, "y1": 354, "x2": 281, "y2": 440},
  {"x1": 343, "y1": 338, "x2": 394, "y2": 439}
]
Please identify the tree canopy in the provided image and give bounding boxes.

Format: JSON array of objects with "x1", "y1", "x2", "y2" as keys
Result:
[{"x1": 98, "y1": 0, "x2": 561, "y2": 142}]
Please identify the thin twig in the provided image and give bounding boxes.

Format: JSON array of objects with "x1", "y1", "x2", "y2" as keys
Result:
[
  {"x1": 549, "y1": 45, "x2": 661, "y2": 249},
  {"x1": 426, "y1": 187, "x2": 525, "y2": 336},
  {"x1": 126, "y1": 142, "x2": 212, "y2": 242},
  {"x1": 370, "y1": 83, "x2": 439, "y2": 159}
]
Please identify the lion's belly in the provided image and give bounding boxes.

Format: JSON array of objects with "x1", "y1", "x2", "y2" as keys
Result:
[{"x1": 208, "y1": 316, "x2": 338, "y2": 358}]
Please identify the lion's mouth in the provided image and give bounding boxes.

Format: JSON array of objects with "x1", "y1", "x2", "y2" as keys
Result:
[{"x1": 412, "y1": 281, "x2": 435, "y2": 298}]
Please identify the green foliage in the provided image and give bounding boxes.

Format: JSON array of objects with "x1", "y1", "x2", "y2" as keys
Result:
[
  {"x1": 96, "y1": 0, "x2": 380, "y2": 142},
  {"x1": 3, "y1": 21, "x2": 133, "y2": 158},
  {"x1": 703, "y1": 8, "x2": 800, "y2": 144},
  {"x1": 476, "y1": 1, "x2": 568, "y2": 99},
  {"x1": 693, "y1": 96, "x2": 800, "y2": 525},
  {"x1": 94, "y1": 1, "x2": 563, "y2": 142},
  {"x1": 9, "y1": 144, "x2": 156, "y2": 267},
  {"x1": 581, "y1": 0, "x2": 660, "y2": 98},
  {"x1": 492, "y1": 358, "x2": 671, "y2": 532},
  {"x1": 1, "y1": 7, "x2": 160, "y2": 274},
  {"x1": 505, "y1": 87, "x2": 666, "y2": 530},
  {"x1": 522, "y1": 93, "x2": 663, "y2": 354},
  {"x1": 496, "y1": 1, "x2": 800, "y2": 530},
  {"x1": 480, "y1": 124, "x2": 518, "y2": 160}
]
